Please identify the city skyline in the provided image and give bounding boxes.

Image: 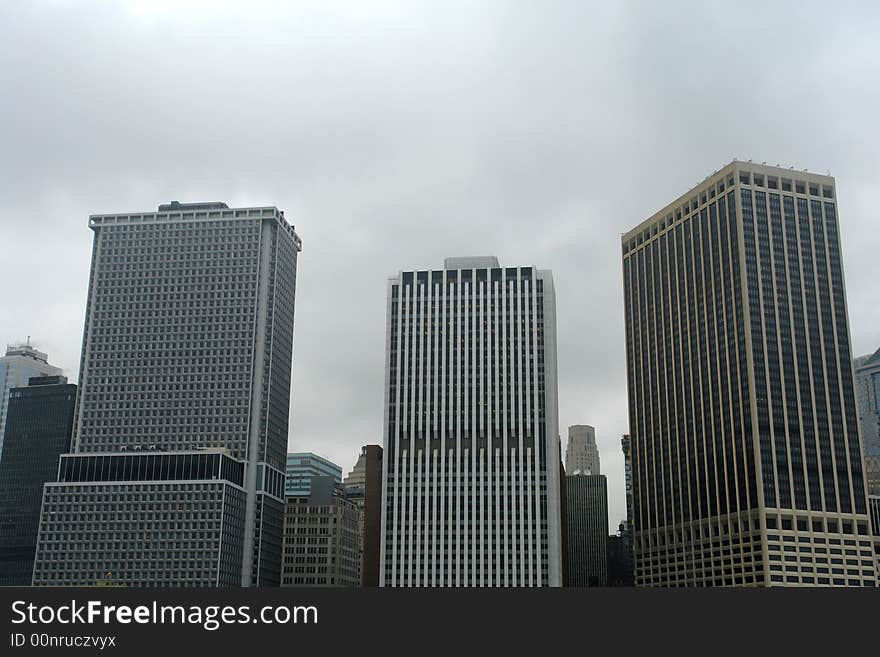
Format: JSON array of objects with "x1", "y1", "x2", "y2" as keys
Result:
[{"x1": 3, "y1": 2, "x2": 880, "y2": 538}]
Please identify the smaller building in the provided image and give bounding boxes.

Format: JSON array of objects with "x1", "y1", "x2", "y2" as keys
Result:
[
  {"x1": 285, "y1": 452, "x2": 342, "y2": 497},
  {"x1": 607, "y1": 521, "x2": 634, "y2": 587},
  {"x1": 344, "y1": 445, "x2": 383, "y2": 586},
  {"x1": 0, "y1": 376, "x2": 75, "y2": 585},
  {"x1": 566, "y1": 473, "x2": 608, "y2": 587},
  {"x1": 0, "y1": 343, "x2": 63, "y2": 461},
  {"x1": 281, "y1": 475, "x2": 360, "y2": 587},
  {"x1": 566, "y1": 425, "x2": 600, "y2": 475},
  {"x1": 855, "y1": 349, "x2": 880, "y2": 496}
]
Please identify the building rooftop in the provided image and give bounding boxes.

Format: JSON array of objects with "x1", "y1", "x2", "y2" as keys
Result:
[
  {"x1": 443, "y1": 256, "x2": 500, "y2": 269},
  {"x1": 157, "y1": 201, "x2": 229, "y2": 211},
  {"x1": 4, "y1": 343, "x2": 50, "y2": 363},
  {"x1": 622, "y1": 160, "x2": 837, "y2": 247}
]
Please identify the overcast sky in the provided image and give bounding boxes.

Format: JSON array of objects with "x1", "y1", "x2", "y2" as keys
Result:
[{"x1": 2, "y1": 0, "x2": 879, "y2": 531}]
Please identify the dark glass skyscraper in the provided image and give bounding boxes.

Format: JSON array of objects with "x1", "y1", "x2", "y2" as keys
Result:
[
  {"x1": 0, "y1": 376, "x2": 75, "y2": 585},
  {"x1": 565, "y1": 473, "x2": 608, "y2": 586},
  {"x1": 32, "y1": 201, "x2": 300, "y2": 587},
  {"x1": 622, "y1": 162, "x2": 875, "y2": 587}
]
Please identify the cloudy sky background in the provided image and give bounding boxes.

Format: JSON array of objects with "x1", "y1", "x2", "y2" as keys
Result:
[{"x1": 2, "y1": 0, "x2": 879, "y2": 531}]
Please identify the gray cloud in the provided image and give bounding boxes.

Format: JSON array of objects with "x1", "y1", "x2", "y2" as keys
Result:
[{"x1": 2, "y1": 0, "x2": 879, "y2": 532}]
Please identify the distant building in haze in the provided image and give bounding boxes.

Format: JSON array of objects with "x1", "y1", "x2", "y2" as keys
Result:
[
  {"x1": 566, "y1": 424, "x2": 600, "y2": 475},
  {"x1": 855, "y1": 348, "x2": 880, "y2": 495},
  {"x1": 286, "y1": 452, "x2": 342, "y2": 497}
]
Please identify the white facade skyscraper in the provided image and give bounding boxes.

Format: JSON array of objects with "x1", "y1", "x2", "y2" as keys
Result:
[
  {"x1": 380, "y1": 256, "x2": 563, "y2": 586},
  {"x1": 565, "y1": 424, "x2": 600, "y2": 475}
]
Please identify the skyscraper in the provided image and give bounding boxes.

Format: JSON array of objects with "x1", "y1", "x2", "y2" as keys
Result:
[
  {"x1": 565, "y1": 473, "x2": 608, "y2": 586},
  {"x1": 380, "y1": 256, "x2": 563, "y2": 587},
  {"x1": 854, "y1": 348, "x2": 880, "y2": 495},
  {"x1": 566, "y1": 424, "x2": 600, "y2": 475},
  {"x1": 0, "y1": 343, "x2": 62, "y2": 461},
  {"x1": 344, "y1": 444, "x2": 383, "y2": 586},
  {"x1": 0, "y1": 376, "x2": 75, "y2": 585},
  {"x1": 32, "y1": 201, "x2": 301, "y2": 587},
  {"x1": 286, "y1": 452, "x2": 342, "y2": 497},
  {"x1": 622, "y1": 162, "x2": 875, "y2": 587}
]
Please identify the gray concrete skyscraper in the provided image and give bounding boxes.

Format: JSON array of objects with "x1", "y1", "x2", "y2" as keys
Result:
[
  {"x1": 622, "y1": 162, "x2": 875, "y2": 587},
  {"x1": 565, "y1": 424, "x2": 600, "y2": 475},
  {"x1": 380, "y1": 257, "x2": 563, "y2": 586},
  {"x1": 32, "y1": 201, "x2": 300, "y2": 587}
]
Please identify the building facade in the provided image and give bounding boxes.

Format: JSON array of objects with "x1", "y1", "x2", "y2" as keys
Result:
[
  {"x1": 344, "y1": 444, "x2": 383, "y2": 586},
  {"x1": 565, "y1": 473, "x2": 608, "y2": 586},
  {"x1": 621, "y1": 434, "x2": 634, "y2": 528},
  {"x1": 281, "y1": 475, "x2": 360, "y2": 587},
  {"x1": 855, "y1": 349, "x2": 880, "y2": 495},
  {"x1": 565, "y1": 424, "x2": 600, "y2": 475},
  {"x1": 622, "y1": 162, "x2": 875, "y2": 587},
  {"x1": 380, "y1": 256, "x2": 563, "y2": 587},
  {"x1": 0, "y1": 344, "x2": 62, "y2": 461},
  {"x1": 870, "y1": 496, "x2": 880, "y2": 580},
  {"x1": 286, "y1": 452, "x2": 342, "y2": 497},
  {"x1": 32, "y1": 201, "x2": 300, "y2": 587},
  {"x1": 0, "y1": 376, "x2": 76, "y2": 585}
]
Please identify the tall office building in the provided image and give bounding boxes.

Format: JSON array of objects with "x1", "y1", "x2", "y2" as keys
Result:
[
  {"x1": 854, "y1": 348, "x2": 880, "y2": 495},
  {"x1": 565, "y1": 473, "x2": 608, "y2": 586},
  {"x1": 285, "y1": 452, "x2": 342, "y2": 497},
  {"x1": 622, "y1": 162, "x2": 875, "y2": 587},
  {"x1": 0, "y1": 343, "x2": 62, "y2": 460},
  {"x1": 344, "y1": 444, "x2": 383, "y2": 586},
  {"x1": 380, "y1": 256, "x2": 563, "y2": 587},
  {"x1": 0, "y1": 376, "x2": 76, "y2": 585},
  {"x1": 565, "y1": 424, "x2": 600, "y2": 475},
  {"x1": 32, "y1": 201, "x2": 301, "y2": 587},
  {"x1": 281, "y1": 475, "x2": 360, "y2": 587}
]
